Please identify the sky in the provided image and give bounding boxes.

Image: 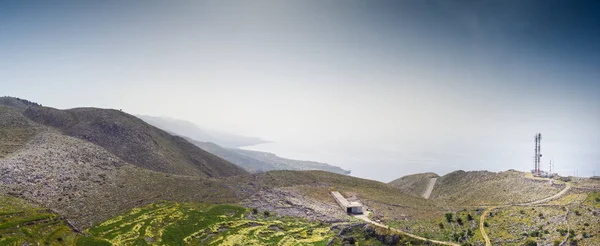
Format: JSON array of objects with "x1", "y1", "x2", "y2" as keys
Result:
[{"x1": 1, "y1": 0, "x2": 599, "y2": 182}]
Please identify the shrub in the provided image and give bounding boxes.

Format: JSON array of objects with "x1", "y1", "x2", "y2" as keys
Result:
[
  {"x1": 558, "y1": 228, "x2": 568, "y2": 236},
  {"x1": 438, "y1": 222, "x2": 444, "y2": 229},
  {"x1": 452, "y1": 233, "x2": 460, "y2": 242},
  {"x1": 483, "y1": 221, "x2": 489, "y2": 227},
  {"x1": 529, "y1": 230, "x2": 540, "y2": 237},
  {"x1": 251, "y1": 208, "x2": 258, "y2": 214},
  {"x1": 554, "y1": 240, "x2": 561, "y2": 246},
  {"x1": 467, "y1": 214, "x2": 473, "y2": 221},
  {"x1": 457, "y1": 218, "x2": 463, "y2": 226},
  {"x1": 520, "y1": 210, "x2": 526, "y2": 215},
  {"x1": 584, "y1": 222, "x2": 589, "y2": 226},
  {"x1": 445, "y1": 213, "x2": 453, "y2": 223},
  {"x1": 574, "y1": 210, "x2": 581, "y2": 216},
  {"x1": 263, "y1": 211, "x2": 270, "y2": 217},
  {"x1": 524, "y1": 239, "x2": 537, "y2": 246}
]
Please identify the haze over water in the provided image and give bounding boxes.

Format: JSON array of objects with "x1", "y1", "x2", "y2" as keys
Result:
[{"x1": 2, "y1": 1, "x2": 599, "y2": 181}]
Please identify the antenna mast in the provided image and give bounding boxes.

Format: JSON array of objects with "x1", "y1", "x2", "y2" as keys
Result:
[{"x1": 533, "y1": 133, "x2": 542, "y2": 176}]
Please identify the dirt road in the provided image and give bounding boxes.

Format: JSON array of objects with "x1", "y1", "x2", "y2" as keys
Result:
[
  {"x1": 422, "y1": 177, "x2": 437, "y2": 199},
  {"x1": 354, "y1": 212, "x2": 460, "y2": 246},
  {"x1": 479, "y1": 206, "x2": 496, "y2": 246}
]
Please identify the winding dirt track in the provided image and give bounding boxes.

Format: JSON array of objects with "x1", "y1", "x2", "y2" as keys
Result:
[
  {"x1": 355, "y1": 213, "x2": 460, "y2": 246},
  {"x1": 478, "y1": 182, "x2": 572, "y2": 246},
  {"x1": 479, "y1": 206, "x2": 496, "y2": 246}
]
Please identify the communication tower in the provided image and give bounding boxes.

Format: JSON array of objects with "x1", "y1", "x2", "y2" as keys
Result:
[{"x1": 533, "y1": 133, "x2": 542, "y2": 176}]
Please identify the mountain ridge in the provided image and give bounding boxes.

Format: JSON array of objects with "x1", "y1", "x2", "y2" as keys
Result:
[
  {"x1": 22, "y1": 106, "x2": 247, "y2": 177},
  {"x1": 136, "y1": 115, "x2": 269, "y2": 148},
  {"x1": 139, "y1": 115, "x2": 351, "y2": 175},
  {"x1": 188, "y1": 138, "x2": 350, "y2": 174}
]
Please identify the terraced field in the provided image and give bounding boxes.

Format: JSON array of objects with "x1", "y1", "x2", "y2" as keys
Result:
[
  {"x1": 82, "y1": 202, "x2": 334, "y2": 245},
  {"x1": 0, "y1": 196, "x2": 78, "y2": 245}
]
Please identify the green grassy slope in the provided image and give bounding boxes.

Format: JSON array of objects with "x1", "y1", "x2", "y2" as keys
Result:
[
  {"x1": 388, "y1": 172, "x2": 439, "y2": 197},
  {"x1": 22, "y1": 106, "x2": 246, "y2": 178}
]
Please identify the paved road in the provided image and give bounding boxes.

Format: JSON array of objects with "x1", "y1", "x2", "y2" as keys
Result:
[
  {"x1": 422, "y1": 178, "x2": 438, "y2": 199},
  {"x1": 354, "y1": 212, "x2": 460, "y2": 246},
  {"x1": 479, "y1": 182, "x2": 572, "y2": 246}
]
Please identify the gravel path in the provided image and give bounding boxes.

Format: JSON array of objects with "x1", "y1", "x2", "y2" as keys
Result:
[{"x1": 422, "y1": 178, "x2": 437, "y2": 199}]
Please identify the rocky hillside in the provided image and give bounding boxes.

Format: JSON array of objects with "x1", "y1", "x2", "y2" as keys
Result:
[
  {"x1": 0, "y1": 96, "x2": 41, "y2": 111},
  {"x1": 430, "y1": 170, "x2": 564, "y2": 206},
  {"x1": 388, "y1": 172, "x2": 439, "y2": 197},
  {"x1": 0, "y1": 106, "x2": 39, "y2": 158},
  {"x1": 0, "y1": 105, "x2": 240, "y2": 228},
  {"x1": 22, "y1": 106, "x2": 247, "y2": 177},
  {"x1": 189, "y1": 138, "x2": 350, "y2": 174}
]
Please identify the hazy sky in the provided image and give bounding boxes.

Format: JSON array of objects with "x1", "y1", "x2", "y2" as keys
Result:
[{"x1": 2, "y1": 1, "x2": 599, "y2": 181}]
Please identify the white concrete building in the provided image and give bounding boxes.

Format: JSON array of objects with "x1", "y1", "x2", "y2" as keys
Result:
[{"x1": 330, "y1": 191, "x2": 363, "y2": 214}]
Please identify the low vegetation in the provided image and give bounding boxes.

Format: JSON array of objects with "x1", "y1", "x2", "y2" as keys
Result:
[
  {"x1": 485, "y1": 206, "x2": 566, "y2": 245},
  {"x1": 0, "y1": 196, "x2": 78, "y2": 245},
  {"x1": 430, "y1": 170, "x2": 563, "y2": 206},
  {"x1": 390, "y1": 209, "x2": 483, "y2": 245},
  {"x1": 83, "y1": 202, "x2": 334, "y2": 245},
  {"x1": 564, "y1": 192, "x2": 600, "y2": 245},
  {"x1": 328, "y1": 223, "x2": 443, "y2": 245}
]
